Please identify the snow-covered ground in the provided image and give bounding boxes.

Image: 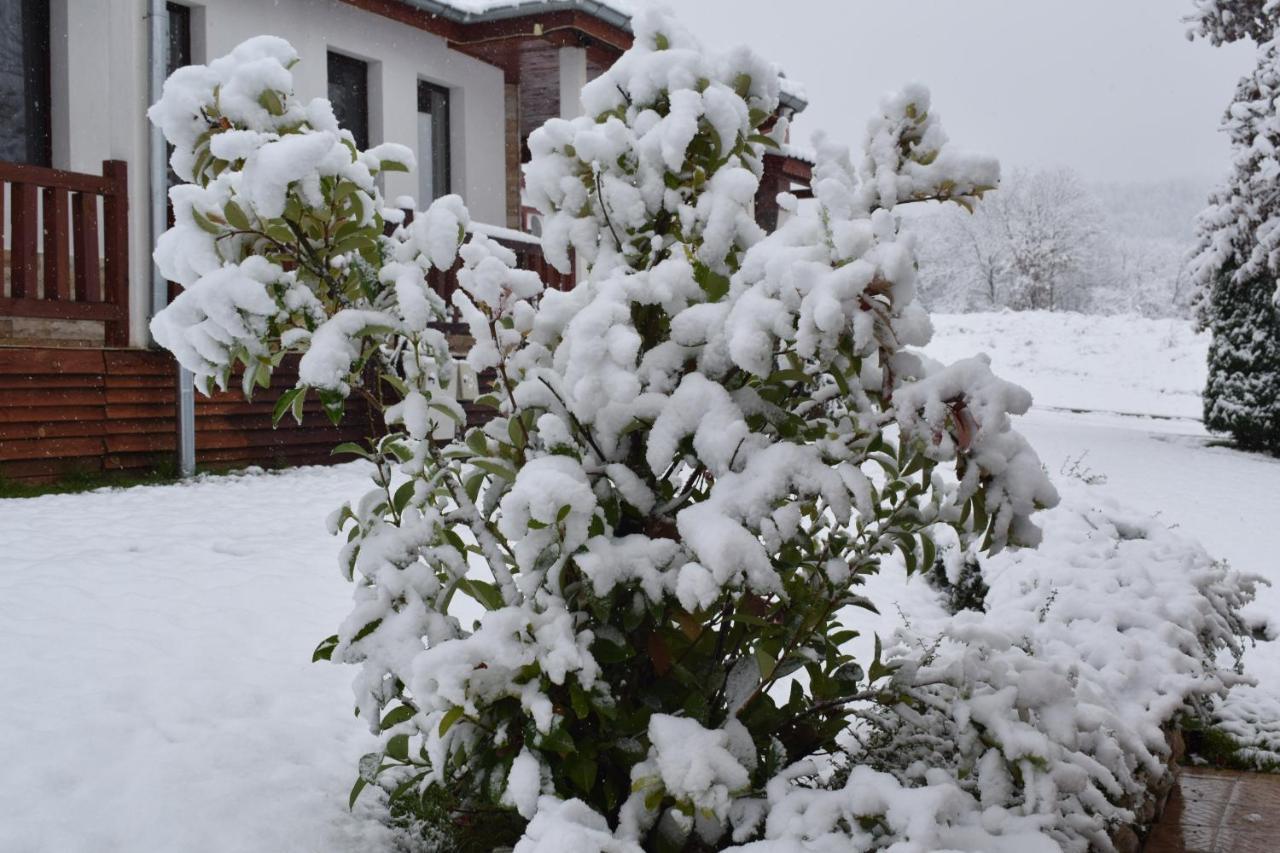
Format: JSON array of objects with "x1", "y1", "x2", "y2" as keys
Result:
[
  {"x1": 0, "y1": 466, "x2": 394, "y2": 853},
  {"x1": 926, "y1": 310, "x2": 1207, "y2": 420},
  {"x1": 1, "y1": 310, "x2": 1277, "y2": 851}
]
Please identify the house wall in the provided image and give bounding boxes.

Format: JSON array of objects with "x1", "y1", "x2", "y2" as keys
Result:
[{"x1": 48, "y1": 0, "x2": 507, "y2": 348}]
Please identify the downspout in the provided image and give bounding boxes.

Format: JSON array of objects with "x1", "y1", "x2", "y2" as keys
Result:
[{"x1": 148, "y1": 0, "x2": 196, "y2": 477}]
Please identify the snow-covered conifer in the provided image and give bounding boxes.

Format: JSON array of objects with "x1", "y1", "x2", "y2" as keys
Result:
[{"x1": 1188, "y1": 0, "x2": 1280, "y2": 451}]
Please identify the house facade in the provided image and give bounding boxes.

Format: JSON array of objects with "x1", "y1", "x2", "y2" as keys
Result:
[{"x1": 0, "y1": 0, "x2": 810, "y2": 483}]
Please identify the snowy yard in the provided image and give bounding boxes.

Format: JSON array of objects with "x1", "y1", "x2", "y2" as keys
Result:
[{"x1": 2, "y1": 311, "x2": 1278, "y2": 851}]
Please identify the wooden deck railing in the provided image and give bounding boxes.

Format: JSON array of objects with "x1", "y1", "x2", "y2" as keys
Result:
[
  {"x1": 397, "y1": 213, "x2": 574, "y2": 314},
  {"x1": 1, "y1": 160, "x2": 129, "y2": 346}
]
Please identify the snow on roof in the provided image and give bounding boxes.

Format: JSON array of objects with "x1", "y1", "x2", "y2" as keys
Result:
[
  {"x1": 400, "y1": 0, "x2": 633, "y2": 26},
  {"x1": 779, "y1": 75, "x2": 806, "y2": 104},
  {"x1": 396, "y1": 0, "x2": 808, "y2": 112},
  {"x1": 779, "y1": 142, "x2": 816, "y2": 164}
]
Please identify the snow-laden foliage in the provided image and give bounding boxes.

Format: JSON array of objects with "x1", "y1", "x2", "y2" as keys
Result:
[
  {"x1": 141, "y1": 11, "x2": 1253, "y2": 851},
  {"x1": 1187, "y1": 0, "x2": 1280, "y2": 44},
  {"x1": 1188, "y1": 0, "x2": 1280, "y2": 451},
  {"x1": 840, "y1": 486, "x2": 1255, "y2": 852}
]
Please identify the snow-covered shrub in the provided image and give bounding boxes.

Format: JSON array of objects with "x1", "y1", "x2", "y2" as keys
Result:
[
  {"x1": 1188, "y1": 0, "x2": 1280, "y2": 452},
  {"x1": 148, "y1": 12, "x2": 1081, "y2": 851},
  {"x1": 841, "y1": 485, "x2": 1256, "y2": 852}
]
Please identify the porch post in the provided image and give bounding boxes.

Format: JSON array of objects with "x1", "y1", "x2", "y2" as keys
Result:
[{"x1": 557, "y1": 46, "x2": 587, "y2": 120}]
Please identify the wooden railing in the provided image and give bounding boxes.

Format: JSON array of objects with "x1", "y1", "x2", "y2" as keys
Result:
[
  {"x1": 1, "y1": 160, "x2": 130, "y2": 346},
  {"x1": 395, "y1": 214, "x2": 574, "y2": 314}
]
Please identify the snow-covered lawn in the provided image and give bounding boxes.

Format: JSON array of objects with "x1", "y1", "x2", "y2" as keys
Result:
[
  {"x1": 925, "y1": 310, "x2": 1208, "y2": 420},
  {"x1": 0, "y1": 466, "x2": 393, "y2": 852},
  {"x1": 1, "y1": 310, "x2": 1276, "y2": 851}
]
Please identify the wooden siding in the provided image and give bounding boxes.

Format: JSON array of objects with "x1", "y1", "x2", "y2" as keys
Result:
[{"x1": 0, "y1": 347, "x2": 377, "y2": 484}]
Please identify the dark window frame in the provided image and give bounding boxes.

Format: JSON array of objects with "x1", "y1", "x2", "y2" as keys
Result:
[
  {"x1": 327, "y1": 51, "x2": 370, "y2": 152},
  {"x1": 166, "y1": 3, "x2": 191, "y2": 75},
  {"x1": 0, "y1": 0, "x2": 52, "y2": 166},
  {"x1": 165, "y1": 4, "x2": 192, "y2": 193},
  {"x1": 417, "y1": 80, "x2": 450, "y2": 202}
]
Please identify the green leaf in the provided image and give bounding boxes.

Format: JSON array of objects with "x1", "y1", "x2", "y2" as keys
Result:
[
  {"x1": 472, "y1": 458, "x2": 517, "y2": 481},
  {"x1": 265, "y1": 222, "x2": 295, "y2": 244},
  {"x1": 352, "y1": 618, "x2": 382, "y2": 644},
  {"x1": 380, "y1": 372, "x2": 410, "y2": 397},
  {"x1": 754, "y1": 646, "x2": 777, "y2": 681},
  {"x1": 312, "y1": 634, "x2": 339, "y2": 662},
  {"x1": 223, "y1": 199, "x2": 252, "y2": 230},
  {"x1": 379, "y1": 704, "x2": 417, "y2": 731},
  {"x1": 272, "y1": 386, "x2": 305, "y2": 426},
  {"x1": 508, "y1": 417, "x2": 526, "y2": 448},
  {"x1": 539, "y1": 725, "x2": 576, "y2": 755},
  {"x1": 748, "y1": 133, "x2": 781, "y2": 151},
  {"x1": 258, "y1": 89, "x2": 286, "y2": 116},
  {"x1": 463, "y1": 472, "x2": 485, "y2": 504},
  {"x1": 694, "y1": 263, "x2": 730, "y2": 301},
  {"x1": 565, "y1": 753, "x2": 598, "y2": 795},
  {"x1": 438, "y1": 706, "x2": 465, "y2": 737},
  {"x1": 348, "y1": 776, "x2": 368, "y2": 810},
  {"x1": 380, "y1": 159, "x2": 410, "y2": 173},
  {"x1": 429, "y1": 401, "x2": 462, "y2": 424},
  {"x1": 392, "y1": 480, "x2": 415, "y2": 514},
  {"x1": 191, "y1": 209, "x2": 222, "y2": 235},
  {"x1": 465, "y1": 430, "x2": 489, "y2": 457},
  {"x1": 569, "y1": 680, "x2": 591, "y2": 719},
  {"x1": 332, "y1": 442, "x2": 371, "y2": 459},
  {"x1": 332, "y1": 232, "x2": 375, "y2": 257},
  {"x1": 457, "y1": 578, "x2": 504, "y2": 611},
  {"x1": 385, "y1": 733, "x2": 410, "y2": 761}
]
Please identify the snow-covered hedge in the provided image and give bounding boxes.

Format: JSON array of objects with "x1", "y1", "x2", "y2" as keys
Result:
[
  {"x1": 835, "y1": 484, "x2": 1255, "y2": 851},
  {"x1": 146, "y1": 9, "x2": 1252, "y2": 852}
]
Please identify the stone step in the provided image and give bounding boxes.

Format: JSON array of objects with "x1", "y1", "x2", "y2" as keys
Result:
[{"x1": 1143, "y1": 767, "x2": 1280, "y2": 852}]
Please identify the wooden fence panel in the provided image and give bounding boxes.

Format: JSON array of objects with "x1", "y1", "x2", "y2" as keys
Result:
[{"x1": 0, "y1": 348, "x2": 379, "y2": 485}]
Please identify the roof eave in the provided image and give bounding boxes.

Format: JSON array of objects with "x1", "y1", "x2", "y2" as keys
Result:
[{"x1": 397, "y1": 0, "x2": 633, "y2": 31}]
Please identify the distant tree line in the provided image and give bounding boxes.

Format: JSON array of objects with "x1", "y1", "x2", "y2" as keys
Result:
[{"x1": 911, "y1": 168, "x2": 1199, "y2": 318}]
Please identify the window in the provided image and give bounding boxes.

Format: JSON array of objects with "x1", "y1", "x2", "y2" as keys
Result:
[
  {"x1": 166, "y1": 3, "x2": 191, "y2": 76},
  {"x1": 417, "y1": 81, "x2": 450, "y2": 204},
  {"x1": 0, "y1": 0, "x2": 51, "y2": 166},
  {"x1": 166, "y1": 4, "x2": 192, "y2": 191},
  {"x1": 327, "y1": 51, "x2": 369, "y2": 151}
]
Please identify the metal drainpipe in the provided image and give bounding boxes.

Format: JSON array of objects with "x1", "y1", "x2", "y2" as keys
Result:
[{"x1": 148, "y1": 0, "x2": 196, "y2": 477}]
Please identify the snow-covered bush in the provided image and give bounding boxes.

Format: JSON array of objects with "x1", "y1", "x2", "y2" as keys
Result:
[
  {"x1": 1188, "y1": 0, "x2": 1280, "y2": 452},
  {"x1": 148, "y1": 12, "x2": 1273, "y2": 851},
  {"x1": 833, "y1": 485, "x2": 1255, "y2": 852}
]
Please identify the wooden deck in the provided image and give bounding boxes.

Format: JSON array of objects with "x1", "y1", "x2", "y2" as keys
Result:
[{"x1": 1, "y1": 160, "x2": 130, "y2": 347}]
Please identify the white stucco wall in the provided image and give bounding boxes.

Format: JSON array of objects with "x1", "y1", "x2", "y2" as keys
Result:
[{"x1": 50, "y1": 0, "x2": 507, "y2": 346}]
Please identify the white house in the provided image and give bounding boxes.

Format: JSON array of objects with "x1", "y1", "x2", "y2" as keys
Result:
[
  {"x1": 3, "y1": 0, "x2": 648, "y2": 348},
  {"x1": 0, "y1": 0, "x2": 808, "y2": 483}
]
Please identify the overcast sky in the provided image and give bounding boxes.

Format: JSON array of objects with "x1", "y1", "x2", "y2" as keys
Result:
[{"x1": 671, "y1": 0, "x2": 1256, "y2": 186}]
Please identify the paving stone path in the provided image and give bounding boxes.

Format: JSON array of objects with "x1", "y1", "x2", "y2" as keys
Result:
[{"x1": 1144, "y1": 768, "x2": 1280, "y2": 852}]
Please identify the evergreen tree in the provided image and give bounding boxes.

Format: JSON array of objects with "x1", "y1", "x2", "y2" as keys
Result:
[{"x1": 1188, "y1": 1, "x2": 1280, "y2": 451}]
